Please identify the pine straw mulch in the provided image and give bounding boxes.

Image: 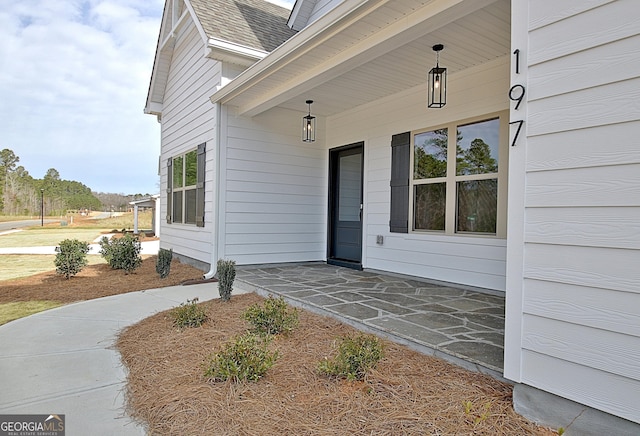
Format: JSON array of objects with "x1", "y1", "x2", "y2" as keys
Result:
[
  {"x1": 0, "y1": 256, "x2": 205, "y2": 304},
  {"x1": 117, "y1": 293, "x2": 555, "y2": 435}
]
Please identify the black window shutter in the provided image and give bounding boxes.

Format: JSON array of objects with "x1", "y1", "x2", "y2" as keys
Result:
[
  {"x1": 166, "y1": 158, "x2": 172, "y2": 224},
  {"x1": 195, "y1": 143, "x2": 206, "y2": 227},
  {"x1": 390, "y1": 132, "x2": 410, "y2": 233}
]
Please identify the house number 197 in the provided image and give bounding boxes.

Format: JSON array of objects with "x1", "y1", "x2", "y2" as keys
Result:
[{"x1": 509, "y1": 48, "x2": 525, "y2": 147}]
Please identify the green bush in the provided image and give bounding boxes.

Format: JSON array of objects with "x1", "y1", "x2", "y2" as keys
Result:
[
  {"x1": 204, "y1": 332, "x2": 278, "y2": 382},
  {"x1": 318, "y1": 334, "x2": 384, "y2": 381},
  {"x1": 243, "y1": 296, "x2": 299, "y2": 336},
  {"x1": 99, "y1": 234, "x2": 142, "y2": 274},
  {"x1": 171, "y1": 298, "x2": 207, "y2": 328},
  {"x1": 217, "y1": 259, "x2": 236, "y2": 301},
  {"x1": 156, "y1": 248, "x2": 173, "y2": 278},
  {"x1": 98, "y1": 236, "x2": 115, "y2": 264},
  {"x1": 54, "y1": 239, "x2": 90, "y2": 279}
]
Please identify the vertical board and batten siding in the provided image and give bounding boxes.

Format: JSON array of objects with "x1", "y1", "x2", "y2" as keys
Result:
[
  {"x1": 221, "y1": 107, "x2": 327, "y2": 264},
  {"x1": 327, "y1": 57, "x2": 510, "y2": 290},
  {"x1": 159, "y1": 19, "x2": 219, "y2": 265},
  {"x1": 519, "y1": 0, "x2": 640, "y2": 423}
]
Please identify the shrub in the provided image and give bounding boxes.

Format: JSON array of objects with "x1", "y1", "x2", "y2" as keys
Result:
[
  {"x1": 204, "y1": 332, "x2": 278, "y2": 382},
  {"x1": 217, "y1": 259, "x2": 236, "y2": 301},
  {"x1": 156, "y1": 248, "x2": 173, "y2": 279},
  {"x1": 54, "y1": 239, "x2": 90, "y2": 279},
  {"x1": 171, "y1": 298, "x2": 207, "y2": 328},
  {"x1": 243, "y1": 296, "x2": 299, "y2": 336},
  {"x1": 318, "y1": 334, "x2": 384, "y2": 381},
  {"x1": 99, "y1": 234, "x2": 142, "y2": 274},
  {"x1": 98, "y1": 236, "x2": 115, "y2": 264}
]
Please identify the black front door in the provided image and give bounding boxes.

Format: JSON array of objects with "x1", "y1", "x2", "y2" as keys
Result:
[{"x1": 328, "y1": 143, "x2": 363, "y2": 269}]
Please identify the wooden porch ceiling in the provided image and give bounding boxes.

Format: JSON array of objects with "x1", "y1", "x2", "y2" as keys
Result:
[{"x1": 213, "y1": 0, "x2": 511, "y2": 118}]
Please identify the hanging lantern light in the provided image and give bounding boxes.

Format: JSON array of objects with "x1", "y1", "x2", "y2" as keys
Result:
[
  {"x1": 428, "y1": 44, "x2": 447, "y2": 108},
  {"x1": 302, "y1": 99, "x2": 316, "y2": 142},
  {"x1": 302, "y1": 100, "x2": 316, "y2": 142}
]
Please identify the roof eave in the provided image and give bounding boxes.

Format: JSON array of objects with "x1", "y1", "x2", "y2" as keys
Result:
[
  {"x1": 209, "y1": 0, "x2": 373, "y2": 108},
  {"x1": 206, "y1": 37, "x2": 268, "y2": 67}
]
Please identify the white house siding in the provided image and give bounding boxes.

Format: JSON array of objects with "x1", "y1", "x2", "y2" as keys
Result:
[
  {"x1": 513, "y1": 0, "x2": 640, "y2": 424},
  {"x1": 307, "y1": 0, "x2": 342, "y2": 26},
  {"x1": 327, "y1": 57, "x2": 510, "y2": 291},
  {"x1": 159, "y1": 18, "x2": 220, "y2": 266},
  {"x1": 220, "y1": 106, "x2": 327, "y2": 265}
]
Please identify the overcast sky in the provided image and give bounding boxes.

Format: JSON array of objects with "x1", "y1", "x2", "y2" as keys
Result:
[{"x1": 0, "y1": 0, "x2": 295, "y2": 195}]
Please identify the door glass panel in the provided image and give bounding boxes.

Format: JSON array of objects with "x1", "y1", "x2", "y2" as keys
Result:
[{"x1": 338, "y1": 153, "x2": 361, "y2": 221}]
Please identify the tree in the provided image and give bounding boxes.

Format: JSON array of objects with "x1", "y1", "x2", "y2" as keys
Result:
[
  {"x1": 44, "y1": 168, "x2": 61, "y2": 181},
  {"x1": 460, "y1": 138, "x2": 497, "y2": 175},
  {"x1": 0, "y1": 149, "x2": 20, "y2": 212},
  {"x1": 414, "y1": 129, "x2": 448, "y2": 179}
]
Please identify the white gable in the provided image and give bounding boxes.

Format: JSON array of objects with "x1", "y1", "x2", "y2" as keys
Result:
[{"x1": 288, "y1": 0, "x2": 343, "y2": 30}]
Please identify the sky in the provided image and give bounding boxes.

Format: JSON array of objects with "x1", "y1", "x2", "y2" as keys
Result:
[{"x1": 0, "y1": 0, "x2": 295, "y2": 195}]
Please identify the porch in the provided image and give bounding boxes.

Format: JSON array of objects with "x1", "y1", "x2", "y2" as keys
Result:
[{"x1": 235, "y1": 263, "x2": 505, "y2": 379}]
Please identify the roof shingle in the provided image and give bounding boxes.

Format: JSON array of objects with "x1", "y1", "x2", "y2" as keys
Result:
[{"x1": 190, "y1": 0, "x2": 297, "y2": 52}]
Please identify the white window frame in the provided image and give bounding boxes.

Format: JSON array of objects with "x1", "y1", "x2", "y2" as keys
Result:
[{"x1": 409, "y1": 111, "x2": 509, "y2": 238}]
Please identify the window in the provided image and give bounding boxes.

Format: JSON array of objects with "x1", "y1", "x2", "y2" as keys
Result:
[
  {"x1": 411, "y1": 116, "x2": 504, "y2": 235},
  {"x1": 388, "y1": 114, "x2": 506, "y2": 237},
  {"x1": 166, "y1": 143, "x2": 205, "y2": 227}
]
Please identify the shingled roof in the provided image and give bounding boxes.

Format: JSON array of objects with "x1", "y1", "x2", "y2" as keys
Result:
[{"x1": 190, "y1": 0, "x2": 297, "y2": 53}]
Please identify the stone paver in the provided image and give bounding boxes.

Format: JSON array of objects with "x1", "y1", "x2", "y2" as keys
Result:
[{"x1": 236, "y1": 263, "x2": 505, "y2": 375}]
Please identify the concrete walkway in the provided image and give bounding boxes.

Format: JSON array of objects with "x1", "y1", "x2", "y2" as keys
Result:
[{"x1": 0, "y1": 282, "x2": 245, "y2": 435}]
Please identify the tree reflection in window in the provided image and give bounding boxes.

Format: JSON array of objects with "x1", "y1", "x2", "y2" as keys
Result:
[
  {"x1": 456, "y1": 118, "x2": 499, "y2": 176},
  {"x1": 456, "y1": 118, "x2": 499, "y2": 233},
  {"x1": 457, "y1": 180, "x2": 497, "y2": 233},
  {"x1": 412, "y1": 117, "x2": 501, "y2": 234},
  {"x1": 414, "y1": 128, "x2": 448, "y2": 179}
]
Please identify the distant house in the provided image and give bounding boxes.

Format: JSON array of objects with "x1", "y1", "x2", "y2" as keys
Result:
[{"x1": 145, "y1": 0, "x2": 640, "y2": 433}]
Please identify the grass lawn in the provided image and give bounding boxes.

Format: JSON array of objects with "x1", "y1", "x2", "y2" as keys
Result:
[
  {"x1": 0, "y1": 301, "x2": 64, "y2": 326},
  {"x1": 0, "y1": 228, "x2": 108, "y2": 247},
  {"x1": 67, "y1": 212, "x2": 153, "y2": 231},
  {"x1": 0, "y1": 254, "x2": 107, "y2": 281}
]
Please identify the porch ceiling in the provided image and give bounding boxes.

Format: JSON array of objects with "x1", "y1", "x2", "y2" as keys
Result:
[{"x1": 212, "y1": 0, "x2": 510, "y2": 118}]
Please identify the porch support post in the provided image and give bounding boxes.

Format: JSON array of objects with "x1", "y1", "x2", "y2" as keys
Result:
[{"x1": 133, "y1": 205, "x2": 139, "y2": 235}]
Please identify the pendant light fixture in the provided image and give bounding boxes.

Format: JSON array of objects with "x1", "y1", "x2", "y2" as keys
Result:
[
  {"x1": 302, "y1": 100, "x2": 316, "y2": 142},
  {"x1": 428, "y1": 44, "x2": 447, "y2": 108}
]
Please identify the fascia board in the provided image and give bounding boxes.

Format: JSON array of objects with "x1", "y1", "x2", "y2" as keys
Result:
[
  {"x1": 207, "y1": 37, "x2": 268, "y2": 63},
  {"x1": 144, "y1": 0, "x2": 172, "y2": 115},
  {"x1": 183, "y1": 0, "x2": 210, "y2": 49},
  {"x1": 145, "y1": 1, "x2": 200, "y2": 116},
  {"x1": 287, "y1": 0, "x2": 311, "y2": 31}
]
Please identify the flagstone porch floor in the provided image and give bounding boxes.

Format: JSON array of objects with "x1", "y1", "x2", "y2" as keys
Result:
[{"x1": 235, "y1": 262, "x2": 506, "y2": 379}]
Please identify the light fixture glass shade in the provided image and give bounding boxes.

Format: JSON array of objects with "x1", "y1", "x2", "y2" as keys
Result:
[
  {"x1": 302, "y1": 100, "x2": 316, "y2": 142},
  {"x1": 428, "y1": 65, "x2": 447, "y2": 108},
  {"x1": 428, "y1": 44, "x2": 447, "y2": 108}
]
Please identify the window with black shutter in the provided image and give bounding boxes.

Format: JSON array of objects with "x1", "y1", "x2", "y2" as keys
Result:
[
  {"x1": 167, "y1": 143, "x2": 206, "y2": 226},
  {"x1": 389, "y1": 132, "x2": 410, "y2": 233}
]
